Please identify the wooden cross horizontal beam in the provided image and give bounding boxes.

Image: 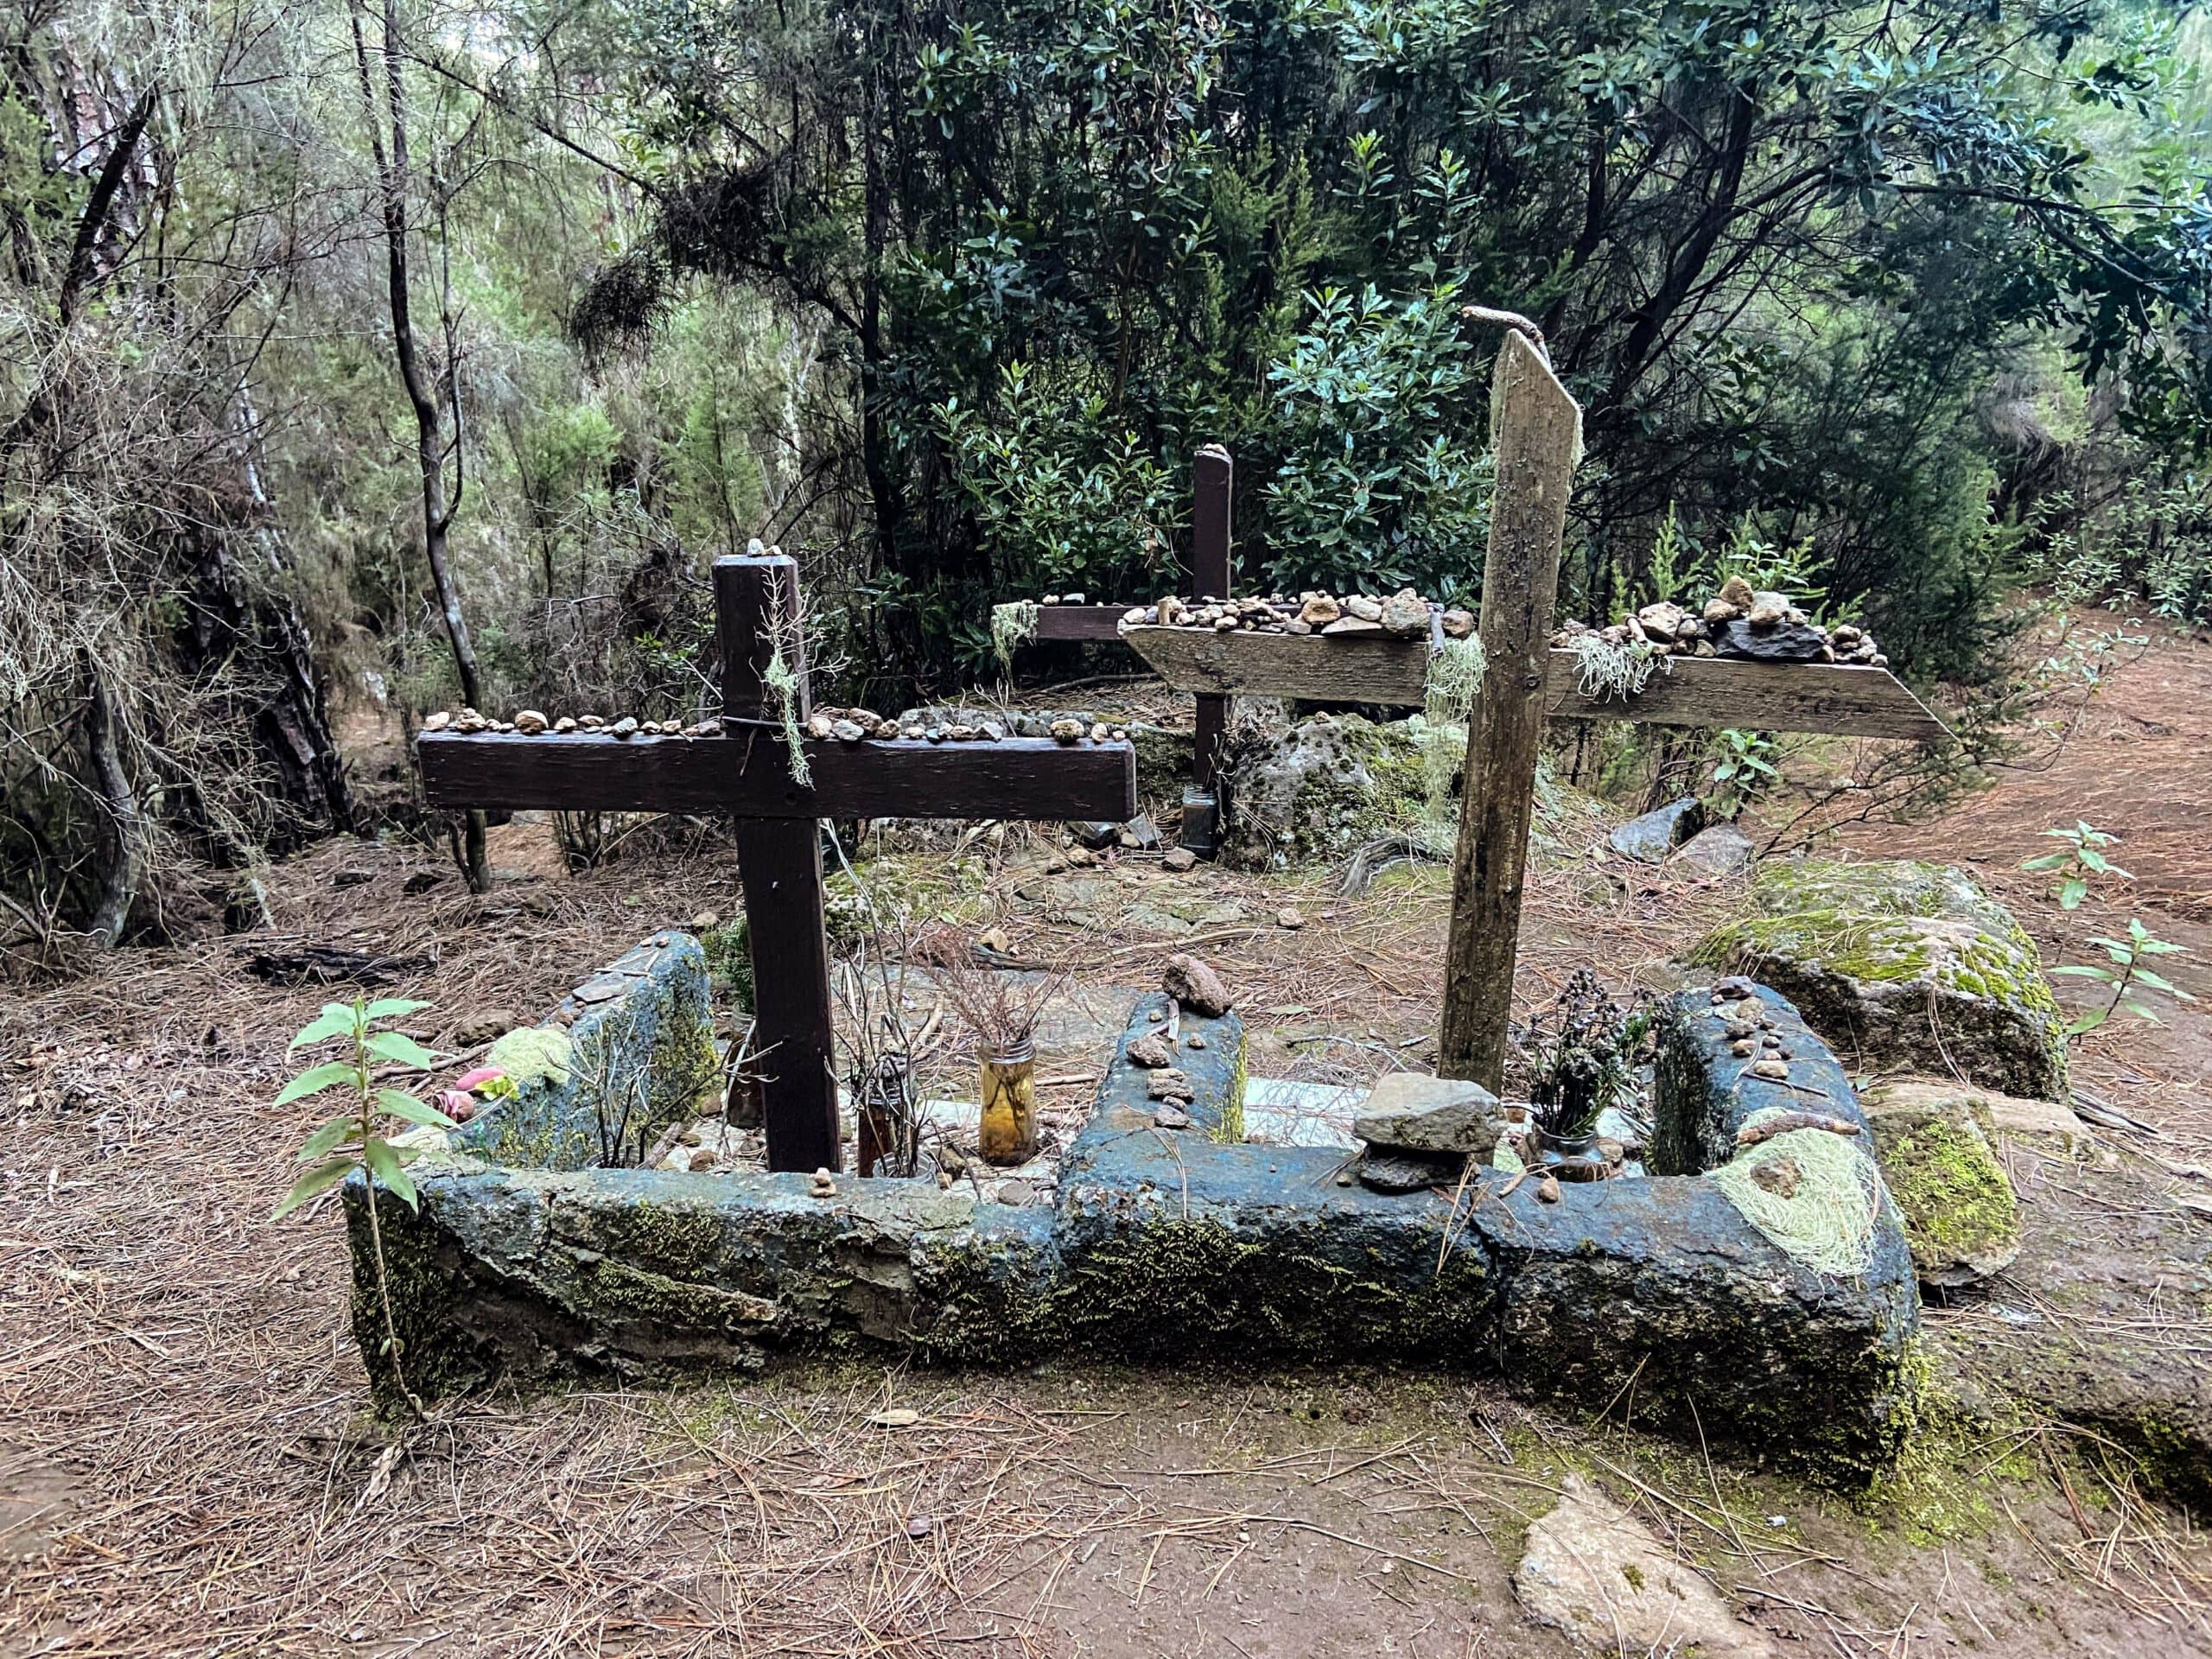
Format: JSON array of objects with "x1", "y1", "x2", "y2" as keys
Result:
[
  {"x1": 419, "y1": 730, "x2": 1135, "y2": 820},
  {"x1": 1116, "y1": 626, "x2": 1948, "y2": 742}
]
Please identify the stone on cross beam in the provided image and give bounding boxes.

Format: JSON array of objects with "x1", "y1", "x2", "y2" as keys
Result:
[
  {"x1": 1116, "y1": 626, "x2": 1949, "y2": 742},
  {"x1": 418, "y1": 728, "x2": 1134, "y2": 821}
]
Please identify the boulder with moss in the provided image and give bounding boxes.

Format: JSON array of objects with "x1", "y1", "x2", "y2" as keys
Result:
[
  {"x1": 1688, "y1": 860, "x2": 2066, "y2": 1098},
  {"x1": 1863, "y1": 1089, "x2": 2022, "y2": 1288},
  {"x1": 1217, "y1": 712, "x2": 1425, "y2": 870}
]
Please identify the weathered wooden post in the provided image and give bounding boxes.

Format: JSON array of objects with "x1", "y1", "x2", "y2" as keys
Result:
[
  {"x1": 715, "y1": 554, "x2": 842, "y2": 1172},
  {"x1": 1437, "y1": 332, "x2": 1584, "y2": 1090},
  {"x1": 1181, "y1": 443, "x2": 1235, "y2": 856}
]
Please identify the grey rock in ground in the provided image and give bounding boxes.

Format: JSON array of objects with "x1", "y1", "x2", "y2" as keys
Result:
[
  {"x1": 1669, "y1": 823, "x2": 1756, "y2": 878},
  {"x1": 1691, "y1": 859, "x2": 2068, "y2": 1098},
  {"x1": 1216, "y1": 713, "x2": 1426, "y2": 871},
  {"x1": 1163, "y1": 953, "x2": 1232, "y2": 1017},
  {"x1": 1161, "y1": 848, "x2": 1197, "y2": 873},
  {"x1": 1354, "y1": 1075, "x2": 1509, "y2": 1157},
  {"x1": 1609, "y1": 798, "x2": 1706, "y2": 862},
  {"x1": 1515, "y1": 1476, "x2": 1775, "y2": 1657},
  {"x1": 1718, "y1": 617, "x2": 1827, "y2": 661},
  {"x1": 1357, "y1": 1148, "x2": 1465, "y2": 1194}
]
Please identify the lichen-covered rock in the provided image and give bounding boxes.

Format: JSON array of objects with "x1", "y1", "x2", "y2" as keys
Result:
[
  {"x1": 1865, "y1": 1091, "x2": 2022, "y2": 1287},
  {"x1": 1217, "y1": 713, "x2": 1424, "y2": 870},
  {"x1": 1688, "y1": 860, "x2": 2067, "y2": 1098},
  {"x1": 1670, "y1": 822, "x2": 1756, "y2": 878}
]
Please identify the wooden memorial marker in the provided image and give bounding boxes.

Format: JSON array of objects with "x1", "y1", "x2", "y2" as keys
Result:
[{"x1": 418, "y1": 553, "x2": 1136, "y2": 1173}]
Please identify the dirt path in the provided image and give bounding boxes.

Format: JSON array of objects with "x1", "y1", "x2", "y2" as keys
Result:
[{"x1": 7, "y1": 624, "x2": 2212, "y2": 1654}]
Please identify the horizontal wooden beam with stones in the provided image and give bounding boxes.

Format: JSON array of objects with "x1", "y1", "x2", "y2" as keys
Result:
[
  {"x1": 1117, "y1": 626, "x2": 1948, "y2": 741},
  {"x1": 419, "y1": 730, "x2": 1137, "y2": 820}
]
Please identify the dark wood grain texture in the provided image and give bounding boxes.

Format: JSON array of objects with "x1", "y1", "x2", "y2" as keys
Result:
[
  {"x1": 418, "y1": 732, "x2": 1137, "y2": 820},
  {"x1": 1030, "y1": 605, "x2": 1129, "y2": 642},
  {"x1": 715, "y1": 552, "x2": 841, "y2": 1172},
  {"x1": 1116, "y1": 627, "x2": 1947, "y2": 741},
  {"x1": 1440, "y1": 332, "x2": 1582, "y2": 1091}
]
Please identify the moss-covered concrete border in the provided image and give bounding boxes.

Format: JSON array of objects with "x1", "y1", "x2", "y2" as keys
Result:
[{"x1": 346, "y1": 941, "x2": 1918, "y2": 1485}]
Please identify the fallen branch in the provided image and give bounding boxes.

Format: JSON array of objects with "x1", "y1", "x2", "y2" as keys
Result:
[{"x1": 1735, "y1": 1110, "x2": 1860, "y2": 1147}]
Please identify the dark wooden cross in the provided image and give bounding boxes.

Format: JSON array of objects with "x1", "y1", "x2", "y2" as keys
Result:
[{"x1": 418, "y1": 553, "x2": 1135, "y2": 1173}]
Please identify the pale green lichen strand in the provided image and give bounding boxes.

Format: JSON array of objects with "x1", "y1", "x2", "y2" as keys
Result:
[
  {"x1": 1707, "y1": 1108, "x2": 1885, "y2": 1279},
  {"x1": 990, "y1": 601, "x2": 1040, "y2": 672}
]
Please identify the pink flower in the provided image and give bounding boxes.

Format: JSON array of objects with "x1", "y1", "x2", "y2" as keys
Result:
[{"x1": 454, "y1": 1066, "x2": 505, "y2": 1092}]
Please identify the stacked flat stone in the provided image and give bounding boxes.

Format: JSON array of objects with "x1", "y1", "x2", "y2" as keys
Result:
[
  {"x1": 1551, "y1": 575, "x2": 1886, "y2": 666},
  {"x1": 1352, "y1": 1074, "x2": 1510, "y2": 1193},
  {"x1": 1116, "y1": 588, "x2": 1477, "y2": 642}
]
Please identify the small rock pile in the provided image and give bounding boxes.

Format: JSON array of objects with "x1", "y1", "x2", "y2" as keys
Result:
[
  {"x1": 1710, "y1": 976, "x2": 1796, "y2": 1079},
  {"x1": 1554, "y1": 575, "x2": 1887, "y2": 666},
  {"x1": 1351, "y1": 1075, "x2": 1510, "y2": 1193},
  {"x1": 418, "y1": 705, "x2": 1130, "y2": 745},
  {"x1": 1103, "y1": 588, "x2": 1477, "y2": 641},
  {"x1": 423, "y1": 708, "x2": 717, "y2": 737}
]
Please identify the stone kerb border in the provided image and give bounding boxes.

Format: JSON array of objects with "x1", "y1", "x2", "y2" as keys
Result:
[{"x1": 348, "y1": 936, "x2": 1919, "y2": 1484}]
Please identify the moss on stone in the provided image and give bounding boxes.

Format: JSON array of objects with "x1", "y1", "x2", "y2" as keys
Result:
[
  {"x1": 1872, "y1": 1108, "x2": 2020, "y2": 1283},
  {"x1": 486, "y1": 1026, "x2": 574, "y2": 1088},
  {"x1": 1688, "y1": 858, "x2": 2068, "y2": 1098}
]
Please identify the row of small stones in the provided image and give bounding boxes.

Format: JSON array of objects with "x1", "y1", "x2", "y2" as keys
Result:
[
  {"x1": 1555, "y1": 577, "x2": 1888, "y2": 666},
  {"x1": 1080, "y1": 588, "x2": 1478, "y2": 640},
  {"x1": 421, "y1": 706, "x2": 1130, "y2": 746}
]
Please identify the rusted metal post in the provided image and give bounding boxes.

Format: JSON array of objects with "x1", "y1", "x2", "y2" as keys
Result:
[{"x1": 1437, "y1": 333, "x2": 1583, "y2": 1090}]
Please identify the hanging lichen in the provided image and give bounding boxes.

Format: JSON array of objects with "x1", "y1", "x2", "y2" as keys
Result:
[
  {"x1": 762, "y1": 649, "x2": 811, "y2": 786},
  {"x1": 1567, "y1": 632, "x2": 1669, "y2": 701},
  {"x1": 1707, "y1": 1106, "x2": 1884, "y2": 1279},
  {"x1": 990, "y1": 601, "x2": 1040, "y2": 672},
  {"x1": 1418, "y1": 632, "x2": 1485, "y2": 831}
]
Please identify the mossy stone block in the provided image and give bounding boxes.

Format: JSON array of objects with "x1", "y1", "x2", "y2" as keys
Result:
[
  {"x1": 1867, "y1": 1096, "x2": 2022, "y2": 1288},
  {"x1": 1688, "y1": 859, "x2": 2067, "y2": 1098}
]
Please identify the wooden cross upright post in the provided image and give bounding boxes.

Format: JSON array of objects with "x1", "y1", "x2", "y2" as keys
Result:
[
  {"x1": 1184, "y1": 444, "x2": 1234, "y2": 856},
  {"x1": 1438, "y1": 330, "x2": 1582, "y2": 1090},
  {"x1": 418, "y1": 552, "x2": 1136, "y2": 1173}
]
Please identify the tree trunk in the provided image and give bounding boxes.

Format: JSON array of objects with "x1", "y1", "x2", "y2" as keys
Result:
[
  {"x1": 82, "y1": 659, "x2": 143, "y2": 947},
  {"x1": 353, "y1": 0, "x2": 487, "y2": 892}
]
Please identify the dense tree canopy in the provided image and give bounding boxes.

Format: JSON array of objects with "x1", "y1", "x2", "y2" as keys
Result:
[{"x1": 1, "y1": 0, "x2": 2208, "y2": 943}]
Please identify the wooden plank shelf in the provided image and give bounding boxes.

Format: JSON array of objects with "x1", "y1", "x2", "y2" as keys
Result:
[
  {"x1": 1117, "y1": 626, "x2": 1949, "y2": 741},
  {"x1": 419, "y1": 730, "x2": 1137, "y2": 820}
]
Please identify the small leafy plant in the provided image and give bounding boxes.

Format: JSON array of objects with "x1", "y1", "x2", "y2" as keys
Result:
[
  {"x1": 272, "y1": 998, "x2": 454, "y2": 1411},
  {"x1": 1707, "y1": 728, "x2": 1781, "y2": 817},
  {"x1": 2022, "y1": 821, "x2": 2133, "y2": 912},
  {"x1": 2051, "y1": 918, "x2": 2195, "y2": 1035}
]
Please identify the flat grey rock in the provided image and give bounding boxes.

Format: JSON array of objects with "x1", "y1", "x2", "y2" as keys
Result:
[
  {"x1": 1669, "y1": 823, "x2": 1756, "y2": 877},
  {"x1": 1717, "y1": 617, "x2": 1826, "y2": 661},
  {"x1": 1357, "y1": 1148, "x2": 1465, "y2": 1193},
  {"x1": 1354, "y1": 1074, "x2": 1509, "y2": 1155}
]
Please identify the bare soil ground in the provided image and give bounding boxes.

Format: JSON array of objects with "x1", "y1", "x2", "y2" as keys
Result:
[{"x1": 7, "y1": 614, "x2": 2212, "y2": 1656}]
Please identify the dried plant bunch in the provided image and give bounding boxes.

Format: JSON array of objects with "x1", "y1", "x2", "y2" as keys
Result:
[
  {"x1": 935, "y1": 954, "x2": 1070, "y2": 1058},
  {"x1": 1524, "y1": 968, "x2": 1651, "y2": 1139}
]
